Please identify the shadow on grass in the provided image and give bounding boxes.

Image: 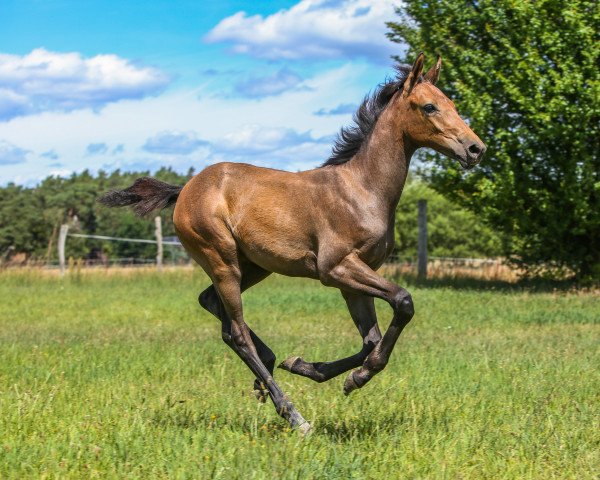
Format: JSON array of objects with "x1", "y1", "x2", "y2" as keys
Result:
[
  {"x1": 314, "y1": 414, "x2": 412, "y2": 442},
  {"x1": 391, "y1": 272, "x2": 584, "y2": 293},
  {"x1": 148, "y1": 400, "x2": 407, "y2": 441}
]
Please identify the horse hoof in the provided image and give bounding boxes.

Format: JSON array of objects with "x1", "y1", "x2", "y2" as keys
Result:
[
  {"x1": 297, "y1": 421, "x2": 312, "y2": 436},
  {"x1": 278, "y1": 356, "x2": 301, "y2": 372}
]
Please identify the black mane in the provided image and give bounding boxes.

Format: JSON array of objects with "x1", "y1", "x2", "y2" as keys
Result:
[{"x1": 321, "y1": 65, "x2": 419, "y2": 167}]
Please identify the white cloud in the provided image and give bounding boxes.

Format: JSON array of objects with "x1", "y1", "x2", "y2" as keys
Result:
[
  {"x1": 0, "y1": 62, "x2": 380, "y2": 184},
  {"x1": 0, "y1": 88, "x2": 29, "y2": 120},
  {"x1": 235, "y1": 68, "x2": 306, "y2": 98},
  {"x1": 143, "y1": 131, "x2": 209, "y2": 155},
  {"x1": 0, "y1": 140, "x2": 29, "y2": 165},
  {"x1": 214, "y1": 124, "x2": 325, "y2": 155},
  {"x1": 47, "y1": 168, "x2": 73, "y2": 179},
  {"x1": 209, "y1": 124, "x2": 334, "y2": 170},
  {"x1": 0, "y1": 48, "x2": 170, "y2": 120},
  {"x1": 204, "y1": 0, "x2": 399, "y2": 62},
  {"x1": 139, "y1": 125, "x2": 332, "y2": 170}
]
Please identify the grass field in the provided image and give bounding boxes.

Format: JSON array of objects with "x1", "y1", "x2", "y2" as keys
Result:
[{"x1": 0, "y1": 268, "x2": 598, "y2": 479}]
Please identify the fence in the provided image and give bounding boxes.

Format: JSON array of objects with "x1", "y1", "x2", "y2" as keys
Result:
[
  {"x1": 57, "y1": 216, "x2": 184, "y2": 276},
  {"x1": 1, "y1": 200, "x2": 512, "y2": 281},
  {"x1": 382, "y1": 255, "x2": 514, "y2": 282}
]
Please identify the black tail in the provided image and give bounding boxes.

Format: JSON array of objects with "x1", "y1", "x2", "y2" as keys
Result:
[{"x1": 98, "y1": 177, "x2": 183, "y2": 217}]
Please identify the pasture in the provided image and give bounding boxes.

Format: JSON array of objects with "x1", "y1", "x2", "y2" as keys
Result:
[{"x1": 0, "y1": 268, "x2": 598, "y2": 478}]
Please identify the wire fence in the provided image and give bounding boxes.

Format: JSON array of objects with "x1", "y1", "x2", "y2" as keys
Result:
[
  {"x1": 1, "y1": 257, "x2": 173, "y2": 269},
  {"x1": 1, "y1": 203, "x2": 514, "y2": 281},
  {"x1": 67, "y1": 233, "x2": 182, "y2": 246},
  {"x1": 1, "y1": 253, "x2": 512, "y2": 279}
]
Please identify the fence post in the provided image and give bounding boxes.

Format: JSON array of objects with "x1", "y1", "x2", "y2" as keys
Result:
[
  {"x1": 155, "y1": 216, "x2": 163, "y2": 271},
  {"x1": 58, "y1": 224, "x2": 69, "y2": 276},
  {"x1": 417, "y1": 199, "x2": 427, "y2": 280}
]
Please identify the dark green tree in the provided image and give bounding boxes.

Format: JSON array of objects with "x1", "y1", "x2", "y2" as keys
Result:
[
  {"x1": 395, "y1": 177, "x2": 502, "y2": 261},
  {"x1": 388, "y1": 0, "x2": 599, "y2": 279},
  {"x1": 0, "y1": 168, "x2": 192, "y2": 262},
  {"x1": 0, "y1": 184, "x2": 48, "y2": 259}
]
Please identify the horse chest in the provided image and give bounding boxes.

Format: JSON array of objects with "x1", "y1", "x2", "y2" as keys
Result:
[{"x1": 357, "y1": 225, "x2": 395, "y2": 269}]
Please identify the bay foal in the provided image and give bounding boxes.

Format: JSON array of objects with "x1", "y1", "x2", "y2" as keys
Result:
[{"x1": 100, "y1": 54, "x2": 486, "y2": 433}]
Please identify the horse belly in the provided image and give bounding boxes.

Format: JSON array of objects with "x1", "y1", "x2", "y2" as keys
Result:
[{"x1": 234, "y1": 217, "x2": 319, "y2": 278}]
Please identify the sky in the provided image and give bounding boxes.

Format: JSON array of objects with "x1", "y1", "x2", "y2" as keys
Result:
[{"x1": 0, "y1": 0, "x2": 403, "y2": 185}]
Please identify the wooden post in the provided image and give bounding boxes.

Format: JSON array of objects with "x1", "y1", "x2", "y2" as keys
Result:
[
  {"x1": 46, "y1": 224, "x2": 57, "y2": 263},
  {"x1": 155, "y1": 216, "x2": 163, "y2": 271},
  {"x1": 417, "y1": 199, "x2": 427, "y2": 280},
  {"x1": 58, "y1": 224, "x2": 69, "y2": 276}
]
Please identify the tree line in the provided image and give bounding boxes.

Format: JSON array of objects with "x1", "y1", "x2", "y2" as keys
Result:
[
  {"x1": 0, "y1": 168, "x2": 193, "y2": 264},
  {"x1": 0, "y1": 168, "x2": 502, "y2": 265}
]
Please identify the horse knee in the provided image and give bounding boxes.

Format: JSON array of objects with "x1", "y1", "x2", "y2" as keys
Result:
[
  {"x1": 318, "y1": 269, "x2": 337, "y2": 287},
  {"x1": 318, "y1": 261, "x2": 348, "y2": 287},
  {"x1": 392, "y1": 289, "x2": 414, "y2": 320}
]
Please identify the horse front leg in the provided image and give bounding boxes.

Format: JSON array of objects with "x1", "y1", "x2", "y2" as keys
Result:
[
  {"x1": 318, "y1": 253, "x2": 414, "y2": 395},
  {"x1": 278, "y1": 292, "x2": 382, "y2": 382}
]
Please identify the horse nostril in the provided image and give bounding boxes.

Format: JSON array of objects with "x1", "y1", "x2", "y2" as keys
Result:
[{"x1": 468, "y1": 144, "x2": 481, "y2": 156}]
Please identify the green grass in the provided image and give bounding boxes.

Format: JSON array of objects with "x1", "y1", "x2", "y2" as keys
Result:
[{"x1": 0, "y1": 269, "x2": 598, "y2": 479}]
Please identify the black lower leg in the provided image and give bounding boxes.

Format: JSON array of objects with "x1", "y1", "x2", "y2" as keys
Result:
[
  {"x1": 279, "y1": 292, "x2": 381, "y2": 383},
  {"x1": 279, "y1": 343, "x2": 375, "y2": 382},
  {"x1": 344, "y1": 289, "x2": 414, "y2": 395},
  {"x1": 227, "y1": 320, "x2": 308, "y2": 430},
  {"x1": 199, "y1": 285, "x2": 275, "y2": 399}
]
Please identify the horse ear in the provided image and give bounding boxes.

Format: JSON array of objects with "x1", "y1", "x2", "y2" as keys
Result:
[
  {"x1": 424, "y1": 55, "x2": 442, "y2": 85},
  {"x1": 402, "y1": 52, "x2": 425, "y2": 97}
]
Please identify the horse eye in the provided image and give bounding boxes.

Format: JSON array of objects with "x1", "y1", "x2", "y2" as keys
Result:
[{"x1": 423, "y1": 104, "x2": 437, "y2": 114}]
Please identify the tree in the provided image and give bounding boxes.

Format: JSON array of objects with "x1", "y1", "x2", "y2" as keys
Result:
[
  {"x1": 395, "y1": 177, "x2": 502, "y2": 261},
  {"x1": 0, "y1": 184, "x2": 48, "y2": 259},
  {"x1": 0, "y1": 168, "x2": 192, "y2": 262},
  {"x1": 388, "y1": 0, "x2": 599, "y2": 279}
]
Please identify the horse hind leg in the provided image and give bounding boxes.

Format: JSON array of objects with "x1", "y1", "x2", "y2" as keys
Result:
[
  {"x1": 199, "y1": 289, "x2": 275, "y2": 402},
  {"x1": 198, "y1": 264, "x2": 275, "y2": 402},
  {"x1": 201, "y1": 250, "x2": 310, "y2": 432}
]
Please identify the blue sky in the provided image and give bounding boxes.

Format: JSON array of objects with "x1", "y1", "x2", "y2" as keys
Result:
[{"x1": 0, "y1": 0, "x2": 402, "y2": 185}]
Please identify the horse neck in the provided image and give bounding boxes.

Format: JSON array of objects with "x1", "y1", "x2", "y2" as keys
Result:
[{"x1": 344, "y1": 107, "x2": 416, "y2": 216}]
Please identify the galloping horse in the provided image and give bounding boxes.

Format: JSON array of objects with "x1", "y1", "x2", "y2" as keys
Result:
[{"x1": 100, "y1": 54, "x2": 486, "y2": 434}]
